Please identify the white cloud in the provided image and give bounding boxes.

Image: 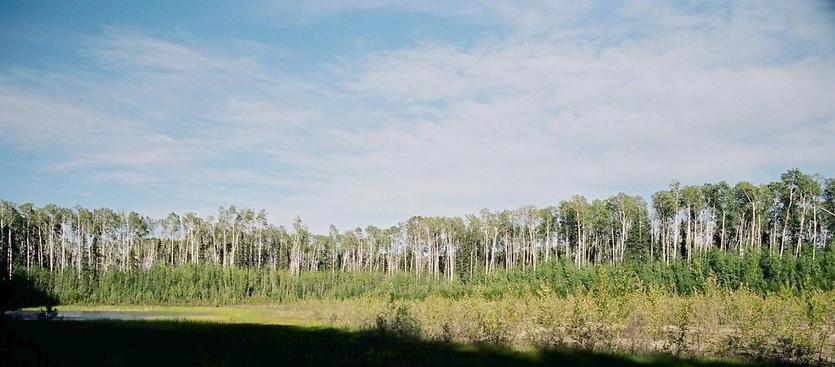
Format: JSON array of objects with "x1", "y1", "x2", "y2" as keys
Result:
[{"x1": 1, "y1": 2, "x2": 834, "y2": 231}]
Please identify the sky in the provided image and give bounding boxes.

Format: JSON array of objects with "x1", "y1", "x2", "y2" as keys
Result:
[{"x1": 1, "y1": 1, "x2": 835, "y2": 231}]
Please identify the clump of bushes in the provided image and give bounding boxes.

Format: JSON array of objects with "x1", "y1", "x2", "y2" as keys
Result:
[
  {"x1": 36, "y1": 304, "x2": 59, "y2": 321},
  {"x1": 374, "y1": 303, "x2": 421, "y2": 339},
  {"x1": 342, "y1": 286, "x2": 834, "y2": 364}
]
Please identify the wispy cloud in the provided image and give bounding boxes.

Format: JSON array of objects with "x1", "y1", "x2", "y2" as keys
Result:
[{"x1": 1, "y1": 1, "x2": 834, "y2": 230}]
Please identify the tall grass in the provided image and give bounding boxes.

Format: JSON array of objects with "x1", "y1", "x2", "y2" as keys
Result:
[{"x1": 336, "y1": 284, "x2": 835, "y2": 364}]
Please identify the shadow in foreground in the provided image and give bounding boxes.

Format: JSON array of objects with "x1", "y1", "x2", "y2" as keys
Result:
[
  {"x1": 2, "y1": 319, "x2": 806, "y2": 367},
  {"x1": 0, "y1": 274, "x2": 58, "y2": 312}
]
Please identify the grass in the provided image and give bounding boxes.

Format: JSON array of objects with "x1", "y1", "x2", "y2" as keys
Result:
[
  {"x1": 1, "y1": 318, "x2": 799, "y2": 367},
  {"x1": 25, "y1": 304, "x2": 327, "y2": 326},
  {"x1": 5, "y1": 281, "x2": 833, "y2": 365}
]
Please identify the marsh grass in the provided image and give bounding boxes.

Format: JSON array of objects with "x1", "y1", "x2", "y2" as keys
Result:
[
  {"x1": 342, "y1": 287, "x2": 835, "y2": 364},
  {"x1": 34, "y1": 283, "x2": 834, "y2": 364},
  {"x1": 9, "y1": 286, "x2": 832, "y2": 365}
]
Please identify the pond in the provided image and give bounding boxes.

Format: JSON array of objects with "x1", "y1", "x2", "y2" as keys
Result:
[{"x1": 3, "y1": 310, "x2": 203, "y2": 321}]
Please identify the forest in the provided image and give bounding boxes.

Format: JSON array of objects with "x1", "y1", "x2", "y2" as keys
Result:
[
  {"x1": 1, "y1": 169, "x2": 833, "y2": 283},
  {"x1": 3, "y1": 169, "x2": 835, "y2": 365}
]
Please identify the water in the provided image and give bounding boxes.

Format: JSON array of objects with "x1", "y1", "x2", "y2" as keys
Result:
[{"x1": 4, "y1": 310, "x2": 198, "y2": 321}]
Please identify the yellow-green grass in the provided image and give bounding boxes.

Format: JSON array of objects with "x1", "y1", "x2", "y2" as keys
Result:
[
  {"x1": 17, "y1": 287, "x2": 835, "y2": 364},
  {"x1": 23, "y1": 303, "x2": 343, "y2": 326}
]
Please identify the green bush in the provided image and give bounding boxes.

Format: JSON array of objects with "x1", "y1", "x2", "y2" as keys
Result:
[{"x1": 13, "y1": 251, "x2": 833, "y2": 306}]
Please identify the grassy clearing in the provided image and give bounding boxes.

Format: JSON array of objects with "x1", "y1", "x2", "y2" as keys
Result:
[
  {"x1": 28, "y1": 304, "x2": 327, "y2": 326},
  {"x1": 17, "y1": 285, "x2": 835, "y2": 365}
]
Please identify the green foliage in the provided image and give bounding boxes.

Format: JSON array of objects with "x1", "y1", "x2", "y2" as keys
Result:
[
  {"x1": 374, "y1": 303, "x2": 421, "y2": 339},
  {"x1": 14, "y1": 251, "x2": 833, "y2": 306},
  {"x1": 331, "y1": 287, "x2": 833, "y2": 363}
]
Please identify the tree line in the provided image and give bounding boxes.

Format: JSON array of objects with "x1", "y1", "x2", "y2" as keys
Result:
[{"x1": 1, "y1": 169, "x2": 834, "y2": 281}]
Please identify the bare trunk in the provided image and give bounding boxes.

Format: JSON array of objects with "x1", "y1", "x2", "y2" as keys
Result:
[{"x1": 796, "y1": 201, "x2": 806, "y2": 257}]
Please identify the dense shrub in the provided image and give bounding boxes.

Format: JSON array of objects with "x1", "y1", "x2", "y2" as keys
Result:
[
  {"x1": 13, "y1": 251, "x2": 834, "y2": 306},
  {"x1": 351, "y1": 288, "x2": 834, "y2": 364}
]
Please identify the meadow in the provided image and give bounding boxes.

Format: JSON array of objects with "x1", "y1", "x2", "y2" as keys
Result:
[{"x1": 25, "y1": 285, "x2": 832, "y2": 364}]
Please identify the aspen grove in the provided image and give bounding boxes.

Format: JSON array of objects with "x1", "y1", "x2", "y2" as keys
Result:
[{"x1": 1, "y1": 169, "x2": 833, "y2": 283}]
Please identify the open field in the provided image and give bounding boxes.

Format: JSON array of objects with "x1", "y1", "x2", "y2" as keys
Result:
[
  {"x1": 33, "y1": 304, "x2": 334, "y2": 326},
  {"x1": 6, "y1": 285, "x2": 834, "y2": 366}
]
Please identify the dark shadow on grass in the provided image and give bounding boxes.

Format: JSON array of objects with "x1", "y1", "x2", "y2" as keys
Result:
[
  {"x1": 1, "y1": 275, "x2": 61, "y2": 366},
  {"x1": 1, "y1": 319, "x2": 806, "y2": 367}
]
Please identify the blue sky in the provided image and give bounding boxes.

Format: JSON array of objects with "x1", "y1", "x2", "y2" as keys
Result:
[{"x1": 2, "y1": 1, "x2": 835, "y2": 230}]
